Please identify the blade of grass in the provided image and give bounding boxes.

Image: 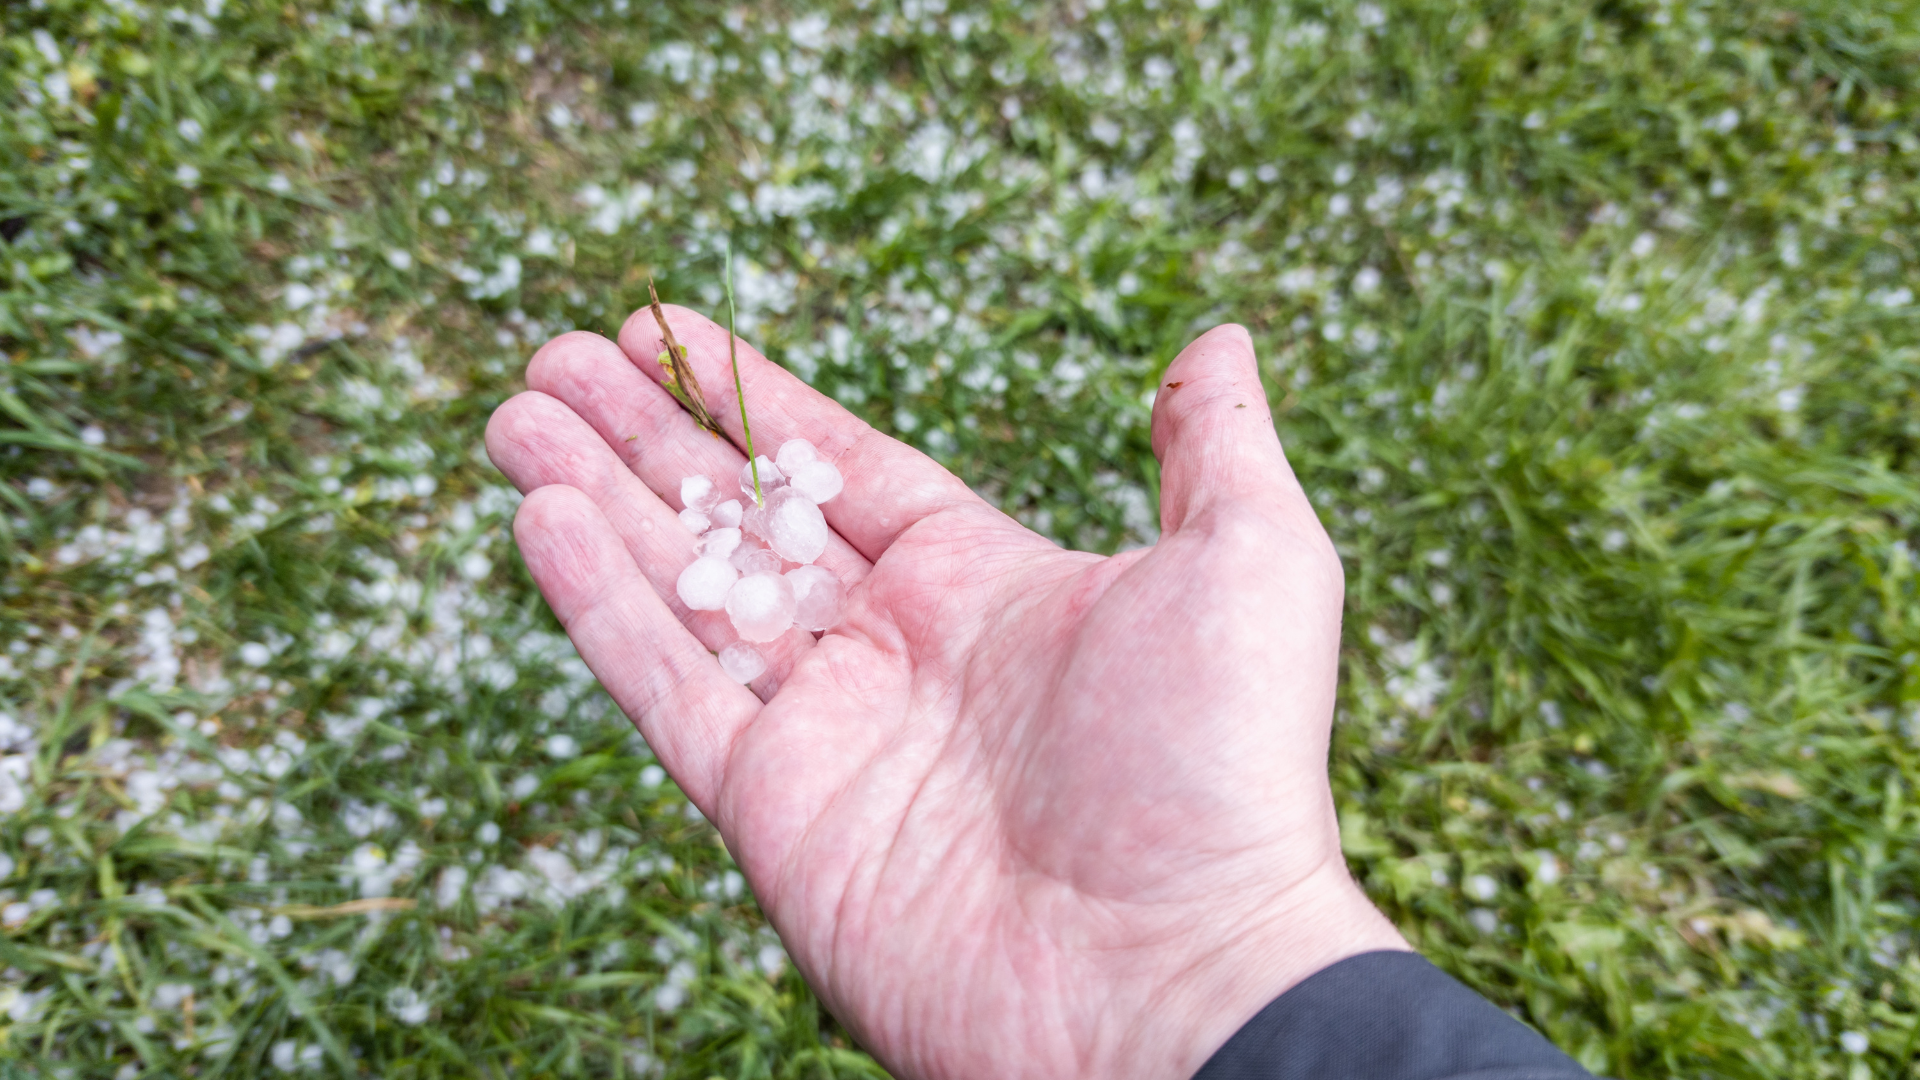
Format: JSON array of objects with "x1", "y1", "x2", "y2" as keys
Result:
[
  {"x1": 178, "y1": 894, "x2": 356, "y2": 1075},
  {"x1": 723, "y1": 240, "x2": 760, "y2": 506}
]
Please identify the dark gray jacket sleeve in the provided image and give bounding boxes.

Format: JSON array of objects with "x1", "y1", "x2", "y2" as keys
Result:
[{"x1": 1192, "y1": 951, "x2": 1594, "y2": 1080}]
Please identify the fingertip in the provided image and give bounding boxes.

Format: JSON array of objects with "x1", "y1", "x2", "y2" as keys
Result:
[
  {"x1": 615, "y1": 305, "x2": 656, "y2": 360},
  {"x1": 531, "y1": 328, "x2": 621, "y2": 367},
  {"x1": 1151, "y1": 323, "x2": 1299, "y2": 533},
  {"x1": 1194, "y1": 321, "x2": 1256, "y2": 356},
  {"x1": 661, "y1": 303, "x2": 722, "y2": 335},
  {"x1": 1150, "y1": 323, "x2": 1270, "y2": 457},
  {"x1": 617, "y1": 302, "x2": 728, "y2": 377},
  {"x1": 483, "y1": 391, "x2": 545, "y2": 481},
  {"x1": 513, "y1": 484, "x2": 638, "y2": 621},
  {"x1": 527, "y1": 330, "x2": 626, "y2": 397},
  {"x1": 513, "y1": 482, "x2": 592, "y2": 544},
  {"x1": 488, "y1": 389, "x2": 616, "y2": 491},
  {"x1": 1168, "y1": 323, "x2": 1257, "y2": 376}
]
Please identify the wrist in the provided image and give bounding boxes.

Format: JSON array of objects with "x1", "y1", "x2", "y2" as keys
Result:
[{"x1": 1104, "y1": 857, "x2": 1410, "y2": 1080}]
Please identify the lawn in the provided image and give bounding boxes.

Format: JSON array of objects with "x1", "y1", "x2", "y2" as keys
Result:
[{"x1": 3, "y1": 0, "x2": 1919, "y2": 1076}]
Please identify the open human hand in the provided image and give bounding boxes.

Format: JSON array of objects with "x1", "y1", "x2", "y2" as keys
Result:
[{"x1": 484, "y1": 308, "x2": 1407, "y2": 1080}]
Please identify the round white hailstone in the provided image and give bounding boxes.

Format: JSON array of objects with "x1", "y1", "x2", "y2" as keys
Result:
[
  {"x1": 775, "y1": 438, "x2": 818, "y2": 475},
  {"x1": 739, "y1": 457, "x2": 786, "y2": 501},
  {"x1": 678, "y1": 507, "x2": 710, "y2": 534},
  {"x1": 788, "y1": 459, "x2": 844, "y2": 504},
  {"x1": 725, "y1": 572, "x2": 796, "y2": 642},
  {"x1": 681, "y1": 475, "x2": 717, "y2": 513},
  {"x1": 700, "y1": 527, "x2": 742, "y2": 559},
  {"x1": 717, "y1": 641, "x2": 766, "y2": 684},
  {"x1": 766, "y1": 488, "x2": 829, "y2": 564},
  {"x1": 675, "y1": 556, "x2": 738, "y2": 611},
  {"x1": 710, "y1": 499, "x2": 743, "y2": 528},
  {"x1": 786, "y1": 565, "x2": 844, "y2": 632}
]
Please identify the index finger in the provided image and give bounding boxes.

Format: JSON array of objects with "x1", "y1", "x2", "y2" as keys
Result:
[{"x1": 617, "y1": 304, "x2": 988, "y2": 561}]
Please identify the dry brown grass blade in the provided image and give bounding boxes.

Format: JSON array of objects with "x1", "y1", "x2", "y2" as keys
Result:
[
  {"x1": 272, "y1": 898, "x2": 419, "y2": 920},
  {"x1": 649, "y1": 278, "x2": 723, "y2": 437}
]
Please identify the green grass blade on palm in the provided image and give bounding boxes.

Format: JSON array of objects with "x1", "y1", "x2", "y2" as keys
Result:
[{"x1": 723, "y1": 241, "x2": 762, "y2": 507}]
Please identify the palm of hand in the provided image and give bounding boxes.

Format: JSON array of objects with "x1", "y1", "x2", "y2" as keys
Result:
[{"x1": 486, "y1": 309, "x2": 1403, "y2": 1080}]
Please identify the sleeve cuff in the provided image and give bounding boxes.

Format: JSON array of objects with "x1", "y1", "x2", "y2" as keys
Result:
[{"x1": 1190, "y1": 950, "x2": 1594, "y2": 1080}]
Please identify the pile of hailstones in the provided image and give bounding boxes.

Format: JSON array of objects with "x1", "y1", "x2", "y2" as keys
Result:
[{"x1": 674, "y1": 439, "x2": 845, "y2": 685}]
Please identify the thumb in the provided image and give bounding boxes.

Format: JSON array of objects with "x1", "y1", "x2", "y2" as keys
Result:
[{"x1": 1150, "y1": 324, "x2": 1308, "y2": 534}]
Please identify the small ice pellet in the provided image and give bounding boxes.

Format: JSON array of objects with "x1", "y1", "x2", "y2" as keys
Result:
[
  {"x1": 775, "y1": 438, "x2": 818, "y2": 475},
  {"x1": 741, "y1": 499, "x2": 771, "y2": 541},
  {"x1": 741, "y1": 545, "x2": 787, "y2": 572},
  {"x1": 739, "y1": 457, "x2": 786, "y2": 502},
  {"x1": 710, "y1": 499, "x2": 743, "y2": 528},
  {"x1": 766, "y1": 487, "x2": 829, "y2": 564},
  {"x1": 725, "y1": 572, "x2": 797, "y2": 642},
  {"x1": 729, "y1": 537, "x2": 761, "y2": 571},
  {"x1": 717, "y1": 641, "x2": 766, "y2": 684},
  {"x1": 678, "y1": 507, "x2": 711, "y2": 534},
  {"x1": 675, "y1": 556, "x2": 738, "y2": 611},
  {"x1": 786, "y1": 564, "x2": 844, "y2": 632},
  {"x1": 681, "y1": 475, "x2": 718, "y2": 513},
  {"x1": 700, "y1": 527, "x2": 742, "y2": 559},
  {"x1": 788, "y1": 459, "x2": 844, "y2": 505}
]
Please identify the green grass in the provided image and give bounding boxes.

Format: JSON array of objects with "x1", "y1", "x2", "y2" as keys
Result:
[{"x1": 3, "y1": 0, "x2": 1919, "y2": 1076}]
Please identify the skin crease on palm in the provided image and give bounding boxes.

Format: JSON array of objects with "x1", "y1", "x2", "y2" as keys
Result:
[{"x1": 483, "y1": 304, "x2": 1411, "y2": 1080}]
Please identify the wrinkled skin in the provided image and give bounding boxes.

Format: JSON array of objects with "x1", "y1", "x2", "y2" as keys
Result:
[{"x1": 485, "y1": 308, "x2": 1406, "y2": 1080}]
